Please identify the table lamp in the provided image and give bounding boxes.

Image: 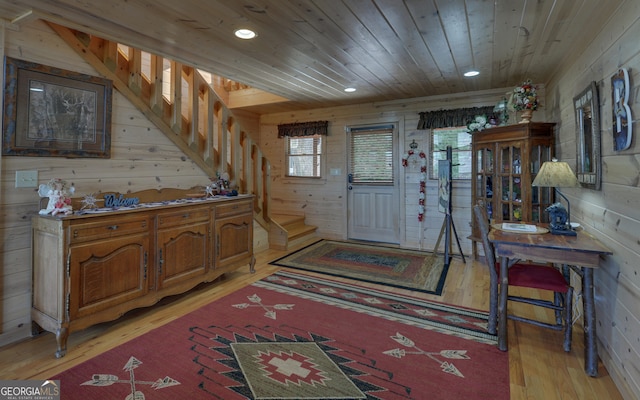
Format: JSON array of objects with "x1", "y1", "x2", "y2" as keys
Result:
[{"x1": 531, "y1": 158, "x2": 580, "y2": 235}]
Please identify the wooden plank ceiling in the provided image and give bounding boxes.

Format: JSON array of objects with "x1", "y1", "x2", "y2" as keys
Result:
[{"x1": 0, "y1": 0, "x2": 623, "y2": 115}]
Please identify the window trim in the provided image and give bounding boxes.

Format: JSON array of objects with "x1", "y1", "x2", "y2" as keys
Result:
[
  {"x1": 429, "y1": 127, "x2": 472, "y2": 180},
  {"x1": 284, "y1": 134, "x2": 323, "y2": 178}
]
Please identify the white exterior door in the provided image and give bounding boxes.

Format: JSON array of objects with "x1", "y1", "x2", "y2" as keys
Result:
[{"x1": 347, "y1": 124, "x2": 400, "y2": 244}]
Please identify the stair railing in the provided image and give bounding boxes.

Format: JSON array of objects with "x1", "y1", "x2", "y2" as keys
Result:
[{"x1": 48, "y1": 22, "x2": 270, "y2": 229}]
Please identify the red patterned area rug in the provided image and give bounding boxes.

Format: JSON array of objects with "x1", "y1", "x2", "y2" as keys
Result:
[
  {"x1": 270, "y1": 239, "x2": 449, "y2": 295},
  {"x1": 52, "y1": 271, "x2": 509, "y2": 399}
]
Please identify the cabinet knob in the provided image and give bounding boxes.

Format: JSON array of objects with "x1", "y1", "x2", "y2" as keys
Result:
[{"x1": 107, "y1": 225, "x2": 119, "y2": 230}]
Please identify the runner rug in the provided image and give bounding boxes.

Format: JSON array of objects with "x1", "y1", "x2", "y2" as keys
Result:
[
  {"x1": 270, "y1": 239, "x2": 449, "y2": 295},
  {"x1": 52, "y1": 271, "x2": 509, "y2": 399}
]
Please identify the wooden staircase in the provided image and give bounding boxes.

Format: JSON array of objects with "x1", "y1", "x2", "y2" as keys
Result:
[
  {"x1": 269, "y1": 214, "x2": 318, "y2": 251},
  {"x1": 48, "y1": 22, "x2": 277, "y2": 237}
]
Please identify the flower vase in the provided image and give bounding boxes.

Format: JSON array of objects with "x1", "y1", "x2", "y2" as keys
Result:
[{"x1": 519, "y1": 109, "x2": 533, "y2": 123}]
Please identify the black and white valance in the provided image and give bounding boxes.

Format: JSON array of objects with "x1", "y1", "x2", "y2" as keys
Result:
[
  {"x1": 277, "y1": 120, "x2": 328, "y2": 138},
  {"x1": 417, "y1": 106, "x2": 495, "y2": 129}
]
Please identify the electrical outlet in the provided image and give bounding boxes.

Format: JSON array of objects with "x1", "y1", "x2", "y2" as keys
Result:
[{"x1": 15, "y1": 170, "x2": 38, "y2": 188}]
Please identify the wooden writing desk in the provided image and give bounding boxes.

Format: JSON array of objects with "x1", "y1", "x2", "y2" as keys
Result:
[{"x1": 488, "y1": 227, "x2": 612, "y2": 377}]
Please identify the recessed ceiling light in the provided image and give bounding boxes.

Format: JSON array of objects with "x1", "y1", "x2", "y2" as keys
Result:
[
  {"x1": 464, "y1": 70, "x2": 480, "y2": 77},
  {"x1": 344, "y1": 87, "x2": 356, "y2": 92},
  {"x1": 234, "y1": 29, "x2": 256, "y2": 39}
]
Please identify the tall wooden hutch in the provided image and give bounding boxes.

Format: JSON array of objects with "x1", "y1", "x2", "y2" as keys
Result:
[{"x1": 470, "y1": 122, "x2": 556, "y2": 258}]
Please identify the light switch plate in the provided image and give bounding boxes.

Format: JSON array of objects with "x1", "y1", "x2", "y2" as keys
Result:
[{"x1": 15, "y1": 170, "x2": 38, "y2": 188}]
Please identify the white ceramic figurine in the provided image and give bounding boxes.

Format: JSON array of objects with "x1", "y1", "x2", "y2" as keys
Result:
[{"x1": 38, "y1": 178, "x2": 75, "y2": 216}]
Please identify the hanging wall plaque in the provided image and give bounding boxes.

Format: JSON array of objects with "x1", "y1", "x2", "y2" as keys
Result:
[{"x1": 611, "y1": 68, "x2": 632, "y2": 151}]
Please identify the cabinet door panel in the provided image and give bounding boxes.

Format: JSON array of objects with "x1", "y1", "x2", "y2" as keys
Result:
[
  {"x1": 157, "y1": 222, "x2": 208, "y2": 288},
  {"x1": 69, "y1": 234, "x2": 149, "y2": 319},
  {"x1": 215, "y1": 214, "x2": 253, "y2": 268}
]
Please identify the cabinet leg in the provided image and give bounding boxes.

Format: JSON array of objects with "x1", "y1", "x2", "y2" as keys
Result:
[
  {"x1": 249, "y1": 255, "x2": 256, "y2": 273},
  {"x1": 55, "y1": 327, "x2": 69, "y2": 359}
]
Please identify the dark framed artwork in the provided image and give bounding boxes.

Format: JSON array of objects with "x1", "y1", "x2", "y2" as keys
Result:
[
  {"x1": 2, "y1": 57, "x2": 112, "y2": 158},
  {"x1": 574, "y1": 81, "x2": 601, "y2": 190}
]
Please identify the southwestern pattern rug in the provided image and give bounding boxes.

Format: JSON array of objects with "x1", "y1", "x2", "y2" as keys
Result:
[
  {"x1": 52, "y1": 271, "x2": 509, "y2": 399},
  {"x1": 270, "y1": 239, "x2": 449, "y2": 295}
]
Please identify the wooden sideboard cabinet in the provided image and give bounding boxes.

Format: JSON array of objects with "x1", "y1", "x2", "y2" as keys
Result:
[
  {"x1": 470, "y1": 122, "x2": 555, "y2": 258},
  {"x1": 31, "y1": 194, "x2": 254, "y2": 358}
]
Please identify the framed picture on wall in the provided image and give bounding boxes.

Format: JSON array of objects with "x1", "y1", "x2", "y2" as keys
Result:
[
  {"x1": 2, "y1": 57, "x2": 112, "y2": 158},
  {"x1": 574, "y1": 81, "x2": 602, "y2": 190}
]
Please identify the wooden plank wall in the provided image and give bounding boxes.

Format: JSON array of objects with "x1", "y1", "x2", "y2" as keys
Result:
[
  {"x1": 2, "y1": 9, "x2": 638, "y2": 399},
  {"x1": 0, "y1": 20, "x2": 222, "y2": 345},
  {"x1": 545, "y1": 1, "x2": 640, "y2": 397},
  {"x1": 258, "y1": 89, "x2": 530, "y2": 252}
]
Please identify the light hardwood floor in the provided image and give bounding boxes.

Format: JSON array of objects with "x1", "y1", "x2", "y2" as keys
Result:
[{"x1": 0, "y1": 238, "x2": 624, "y2": 400}]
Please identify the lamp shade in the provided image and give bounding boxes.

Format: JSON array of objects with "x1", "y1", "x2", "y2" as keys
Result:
[{"x1": 531, "y1": 159, "x2": 580, "y2": 188}]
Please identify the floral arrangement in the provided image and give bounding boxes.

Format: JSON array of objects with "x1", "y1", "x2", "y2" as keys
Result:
[
  {"x1": 467, "y1": 115, "x2": 492, "y2": 132},
  {"x1": 512, "y1": 80, "x2": 538, "y2": 111},
  {"x1": 401, "y1": 149, "x2": 427, "y2": 221}
]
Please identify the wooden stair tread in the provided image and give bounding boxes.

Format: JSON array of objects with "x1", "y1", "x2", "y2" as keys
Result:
[
  {"x1": 271, "y1": 214, "x2": 305, "y2": 226},
  {"x1": 286, "y1": 224, "x2": 317, "y2": 240},
  {"x1": 268, "y1": 213, "x2": 317, "y2": 250}
]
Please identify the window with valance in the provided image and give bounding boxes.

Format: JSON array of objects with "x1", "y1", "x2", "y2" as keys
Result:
[
  {"x1": 417, "y1": 106, "x2": 495, "y2": 129},
  {"x1": 417, "y1": 106, "x2": 494, "y2": 181},
  {"x1": 279, "y1": 121, "x2": 328, "y2": 178},
  {"x1": 277, "y1": 120, "x2": 328, "y2": 138}
]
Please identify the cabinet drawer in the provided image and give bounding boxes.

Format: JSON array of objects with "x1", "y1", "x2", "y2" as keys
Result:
[
  {"x1": 157, "y1": 207, "x2": 210, "y2": 228},
  {"x1": 215, "y1": 200, "x2": 252, "y2": 218},
  {"x1": 70, "y1": 216, "x2": 150, "y2": 244}
]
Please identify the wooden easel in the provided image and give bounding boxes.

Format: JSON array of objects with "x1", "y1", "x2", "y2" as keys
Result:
[{"x1": 434, "y1": 146, "x2": 466, "y2": 266}]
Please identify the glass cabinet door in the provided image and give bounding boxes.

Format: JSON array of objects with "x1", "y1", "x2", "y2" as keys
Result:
[
  {"x1": 498, "y1": 142, "x2": 522, "y2": 221},
  {"x1": 530, "y1": 143, "x2": 553, "y2": 222},
  {"x1": 475, "y1": 147, "x2": 494, "y2": 221}
]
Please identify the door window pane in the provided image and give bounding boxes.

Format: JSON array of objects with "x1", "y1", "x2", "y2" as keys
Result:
[{"x1": 349, "y1": 127, "x2": 394, "y2": 184}]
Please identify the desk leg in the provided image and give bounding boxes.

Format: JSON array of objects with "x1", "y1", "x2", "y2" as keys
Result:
[
  {"x1": 582, "y1": 267, "x2": 598, "y2": 377},
  {"x1": 497, "y1": 255, "x2": 509, "y2": 351}
]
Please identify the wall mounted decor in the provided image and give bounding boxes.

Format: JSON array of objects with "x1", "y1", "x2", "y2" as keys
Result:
[
  {"x1": 574, "y1": 81, "x2": 601, "y2": 190},
  {"x1": 2, "y1": 57, "x2": 112, "y2": 158},
  {"x1": 611, "y1": 67, "x2": 632, "y2": 151}
]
